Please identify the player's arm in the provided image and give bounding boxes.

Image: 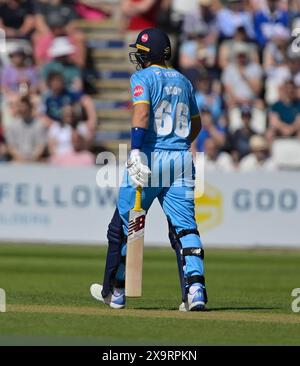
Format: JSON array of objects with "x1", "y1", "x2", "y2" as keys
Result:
[
  {"x1": 131, "y1": 102, "x2": 150, "y2": 130},
  {"x1": 188, "y1": 82, "x2": 202, "y2": 144},
  {"x1": 126, "y1": 75, "x2": 151, "y2": 186},
  {"x1": 189, "y1": 114, "x2": 202, "y2": 144}
]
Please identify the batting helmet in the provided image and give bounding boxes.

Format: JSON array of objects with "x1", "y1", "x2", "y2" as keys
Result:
[{"x1": 129, "y1": 28, "x2": 171, "y2": 70}]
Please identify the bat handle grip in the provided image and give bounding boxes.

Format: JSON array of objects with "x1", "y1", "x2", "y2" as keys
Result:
[{"x1": 133, "y1": 186, "x2": 143, "y2": 211}]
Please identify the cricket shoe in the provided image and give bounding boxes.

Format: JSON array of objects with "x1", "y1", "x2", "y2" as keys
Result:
[
  {"x1": 187, "y1": 283, "x2": 206, "y2": 311},
  {"x1": 178, "y1": 301, "x2": 189, "y2": 312},
  {"x1": 90, "y1": 283, "x2": 125, "y2": 309}
]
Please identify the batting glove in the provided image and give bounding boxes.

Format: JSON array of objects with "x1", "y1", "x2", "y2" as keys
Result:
[{"x1": 126, "y1": 149, "x2": 151, "y2": 187}]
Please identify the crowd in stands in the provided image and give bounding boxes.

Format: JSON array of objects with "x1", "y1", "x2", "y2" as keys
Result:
[
  {"x1": 0, "y1": 0, "x2": 299, "y2": 171},
  {"x1": 174, "y1": 0, "x2": 300, "y2": 171},
  {"x1": 0, "y1": 0, "x2": 99, "y2": 166}
]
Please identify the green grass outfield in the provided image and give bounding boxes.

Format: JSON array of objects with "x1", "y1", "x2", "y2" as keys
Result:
[{"x1": 0, "y1": 243, "x2": 300, "y2": 345}]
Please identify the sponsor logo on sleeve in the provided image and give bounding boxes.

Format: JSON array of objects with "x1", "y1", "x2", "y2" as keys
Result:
[{"x1": 134, "y1": 85, "x2": 144, "y2": 97}]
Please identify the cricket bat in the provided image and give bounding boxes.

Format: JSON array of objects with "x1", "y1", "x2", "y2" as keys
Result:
[{"x1": 125, "y1": 186, "x2": 145, "y2": 297}]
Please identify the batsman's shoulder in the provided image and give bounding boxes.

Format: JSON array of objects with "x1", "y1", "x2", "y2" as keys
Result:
[{"x1": 130, "y1": 68, "x2": 151, "y2": 85}]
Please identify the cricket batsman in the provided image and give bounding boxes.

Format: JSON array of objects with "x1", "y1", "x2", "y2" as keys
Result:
[{"x1": 91, "y1": 28, "x2": 207, "y2": 311}]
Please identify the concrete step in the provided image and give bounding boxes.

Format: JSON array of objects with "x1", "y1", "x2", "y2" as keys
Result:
[
  {"x1": 95, "y1": 79, "x2": 130, "y2": 89},
  {"x1": 75, "y1": 18, "x2": 119, "y2": 30},
  {"x1": 92, "y1": 48, "x2": 126, "y2": 60},
  {"x1": 97, "y1": 109, "x2": 131, "y2": 120},
  {"x1": 98, "y1": 120, "x2": 130, "y2": 132},
  {"x1": 95, "y1": 92, "x2": 130, "y2": 101},
  {"x1": 95, "y1": 61, "x2": 131, "y2": 71},
  {"x1": 86, "y1": 33, "x2": 124, "y2": 42}
]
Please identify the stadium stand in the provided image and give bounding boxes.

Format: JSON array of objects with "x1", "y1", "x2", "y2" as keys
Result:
[
  {"x1": 0, "y1": 0, "x2": 299, "y2": 170},
  {"x1": 75, "y1": 17, "x2": 131, "y2": 158}
]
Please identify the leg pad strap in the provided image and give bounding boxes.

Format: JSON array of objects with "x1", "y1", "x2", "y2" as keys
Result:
[
  {"x1": 181, "y1": 247, "x2": 204, "y2": 259},
  {"x1": 176, "y1": 228, "x2": 199, "y2": 239}
]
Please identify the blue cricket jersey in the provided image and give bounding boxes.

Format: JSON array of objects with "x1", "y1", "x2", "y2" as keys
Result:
[{"x1": 130, "y1": 65, "x2": 200, "y2": 150}]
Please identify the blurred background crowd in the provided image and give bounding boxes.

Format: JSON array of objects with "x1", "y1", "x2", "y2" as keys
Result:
[{"x1": 0, "y1": 0, "x2": 300, "y2": 171}]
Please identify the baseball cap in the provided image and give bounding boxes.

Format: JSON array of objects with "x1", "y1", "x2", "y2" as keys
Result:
[{"x1": 48, "y1": 37, "x2": 75, "y2": 58}]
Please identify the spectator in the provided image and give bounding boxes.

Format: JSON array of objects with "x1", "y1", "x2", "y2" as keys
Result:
[
  {"x1": 182, "y1": 0, "x2": 217, "y2": 40},
  {"x1": 286, "y1": 51, "x2": 300, "y2": 88},
  {"x1": 0, "y1": 118, "x2": 8, "y2": 163},
  {"x1": 263, "y1": 25, "x2": 289, "y2": 72},
  {"x1": 179, "y1": 30, "x2": 218, "y2": 85},
  {"x1": 41, "y1": 37, "x2": 83, "y2": 92},
  {"x1": 252, "y1": 0, "x2": 289, "y2": 47},
  {"x1": 195, "y1": 71, "x2": 223, "y2": 122},
  {"x1": 179, "y1": 37, "x2": 201, "y2": 76},
  {"x1": 34, "y1": 4, "x2": 86, "y2": 67},
  {"x1": 193, "y1": 109, "x2": 226, "y2": 153},
  {"x1": 222, "y1": 42, "x2": 263, "y2": 108},
  {"x1": 0, "y1": 0, "x2": 35, "y2": 39},
  {"x1": 263, "y1": 24, "x2": 290, "y2": 104},
  {"x1": 267, "y1": 80, "x2": 300, "y2": 140},
  {"x1": 218, "y1": 26, "x2": 259, "y2": 69},
  {"x1": 5, "y1": 97, "x2": 47, "y2": 163},
  {"x1": 204, "y1": 137, "x2": 235, "y2": 172},
  {"x1": 239, "y1": 135, "x2": 276, "y2": 171},
  {"x1": 48, "y1": 104, "x2": 89, "y2": 157},
  {"x1": 227, "y1": 105, "x2": 256, "y2": 162},
  {"x1": 121, "y1": 0, "x2": 160, "y2": 31},
  {"x1": 42, "y1": 71, "x2": 96, "y2": 138},
  {"x1": 1, "y1": 45, "x2": 38, "y2": 97},
  {"x1": 215, "y1": 0, "x2": 254, "y2": 40},
  {"x1": 35, "y1": 0, "x2": 77, "y2": 30},
  {"x1": 50, "y1": 127, "x2": 94, "y2": 166},
  {"x1": 75, "y1": 0, "x2": 113, "y2": 21}
]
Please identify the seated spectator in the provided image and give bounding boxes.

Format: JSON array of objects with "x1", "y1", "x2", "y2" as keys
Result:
[
  {"x1": 252, "y1": 0, "x2": 289, "y2": 47},
  {"x1": 42, "y1": 71, "x2": 96, "y2": 138},
  {"x1": 179, "y1": 37, "x2": 201, "y2": 75},
  {"x1": 267, "y1": 80, "x2": 300, "y2": 140},
  {"x1": 121, "y1": 0, "x2": 160, "y2": 31},
  {"x1": 35, "y1": 0, "x2": 77, "y2": 31},
  {"x1": 48, "y1": 105, "x2": 89, "y2": 157},
  {"x1": 290, "y1": 0, "x2": 300, "y2": 17},
  {"x1": 1, "y1": 45, "x2": 38, "y2": 97},
  {"x1": 195, "y1": 71, "x2": 223, "y2": 122},
  {"x1": 41, "y1": 37, "x2": 83, "y2": 92},
  {"x1": 34, "y1": 5, "x2": 86, "y2": 67},
  {"x1": 0, "y1": 118, "x2": 8, "y2": 163},
  {"x1": 263, "y1": 25, "x2": 289, "y2": 72},
  {"x1": 5, "y1": 97, "x2": 47, "y2": 163},
  {"x1": 222, "y1": 42, "x2": 263, "y2": 108},
  {"x1": 182, "y1": 0, "x2": 217, "y2": 40},
  {"x1": 215, "y1": 0, "x2": 254, "y2": 40},
  {"x1": 218, "y1": 26, "x2": 259, "y2": 70},
  {"x1": 263, "y1": 24, "x2": 290, "y2": 104},
  {"x1": 0, "y1": 0, "x2": 35, "y2": 39},
  {"x1": 75, "y1": 0, "x2": 113, "y2": 21},
  {"x1": 227, "y1": 105, "x2": 256, "y2": 162},
  {"x1": 193, "y1": 109, "x2": 226, "y2": 153},
  {"x1": 286, "y1": 50, "x2": 300, "y2": 88},
  {"x1": 179, "y1": 31, "x2": 218, "y2": 85},
  {"x1": 50, "y1": 127, "x2": 94, "y2": 166},
  {"x1": 204, "y1": 138, "x2": 235, "y2": 172},
  {"x1": 239, "y1": 135, "x2": 276, "y2": 171}
]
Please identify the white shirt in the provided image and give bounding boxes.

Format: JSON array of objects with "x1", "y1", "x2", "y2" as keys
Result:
[
  {"x1": 48, "y1": 123, "x2": 73, "y2": 156},
  {"x1": 222, "y1": 62, "x2": 263, "y2": 100},
  {"x1": 205, "y1": 152, "x2": 235, "y2": 172},
  {"x1": 239, "y1": 154, "x2": 276, "y2": 172},
  {"x1": 48, "y1": 122, "x2": 89, "y2": 156}
]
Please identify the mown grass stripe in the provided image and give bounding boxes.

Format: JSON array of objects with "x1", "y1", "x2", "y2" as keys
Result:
[{"x1": 8, "y1": 304, "x2": 300, "y2": 325}]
